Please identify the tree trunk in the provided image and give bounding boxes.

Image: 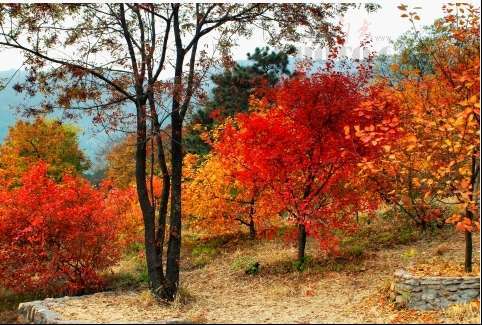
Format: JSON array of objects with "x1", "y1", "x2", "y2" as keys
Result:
[
  {"x1": 135, "y1": 103, "x2": 163, "y2": 291},
  {"x1": 248, "y1": 198, "x2": 256, "y2": 239},
  {"x1": 148, "y1": 92, "x2": 169, "y2": 287},
  {"x1": 465, "y1": 229, "x2": 473, "y2": 273},
  {"x1": 249, "y1": 219, "x2": 256, "y2": 240},
  {"x1": 464, "y1": 152, "x2": 478, "y2": 273},
  {"x1": 297, "y1": 223, "x2": 307, "y2": 263},
  {"x1": 162, "y1": 37, "x2": 184, "y2": 299},
  {"x1": 163, "y1": 116, "x2": 182, "y2": 300}
]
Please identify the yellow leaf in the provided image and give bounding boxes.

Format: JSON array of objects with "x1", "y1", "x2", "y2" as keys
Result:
[
  {"x1": 343, "y1": 125, "x2": 350, "y2": 136},
  {"x1": 469, "y1": 95, "x2": 479, "y2": 104}
]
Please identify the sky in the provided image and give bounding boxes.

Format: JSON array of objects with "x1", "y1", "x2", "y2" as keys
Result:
[{"x1": 0, "y1": 2, "x2": 453, "y2": 72}]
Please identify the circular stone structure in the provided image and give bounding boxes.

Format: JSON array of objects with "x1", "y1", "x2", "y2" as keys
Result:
[
  {"x1": 17, "y1": 294, "x2": 192, "y2": 324},
  {"x1": 392, "y1": 269, "x2": 480, "y2": 310}
]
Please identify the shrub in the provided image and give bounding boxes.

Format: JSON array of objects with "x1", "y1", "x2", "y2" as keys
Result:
[
  {"x1": 102, "y1": 183, "x2": 144, "y2": 252},
  {"x1": 245, "y1": 262, "x2": 260, "y2": 275},
  {"x1": 0, "y1": 162, "x2": 120, "y2": 296},
  {"x1": 292, "y1": 255, "x2": 312, "y2": 272},
  {"x1": 344, "y1": 243, "x2": 365, "y2": 258},
  {"x1": 191, "y1": 244, "x2": 218, "y2": 268}
]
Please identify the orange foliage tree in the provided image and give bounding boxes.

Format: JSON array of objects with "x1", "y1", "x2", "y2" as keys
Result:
[
  {"x1": 0, "y1": 162, "x2": 119, "y2": 295},
  {"x1": 359, "y1": 3, "x2": 480, "y2": 271},
  {"x1": 0, "y1": 118, "x2": 89, "y2": 183},
  {"x1": 183, "y1": 153, "x2": 280, "y2": 239},
  {"x1": 102, "y1": 182, "x2": 145, "y2": 251}
]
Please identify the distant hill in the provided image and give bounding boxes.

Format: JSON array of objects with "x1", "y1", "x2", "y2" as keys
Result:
[{"x1": 0, "y1": 69, "x2": 127, "y2": 168}]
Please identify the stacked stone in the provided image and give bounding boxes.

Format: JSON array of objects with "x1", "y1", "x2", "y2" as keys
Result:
[
  {"x1": 392, "y1": 269, "x2": 480, "y2": 310},
  {"x1": 18, "y1": 295, "x2": 192, "y2": 324}
]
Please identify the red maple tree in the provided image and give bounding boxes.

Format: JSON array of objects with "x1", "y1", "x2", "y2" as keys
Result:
[
  {"x1": 215, "y1": 69, "x2": 390, "y2": 262},
  {"x1": 0, "y1": 162, "x2": 120, "y2": 295}
]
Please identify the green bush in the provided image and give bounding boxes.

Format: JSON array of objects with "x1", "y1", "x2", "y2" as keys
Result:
[
  {"x1": 345, "y1": 244, "x2": 365, "y2": 257},
  {"x1": 245, "y1": 262, "x2": 260, "y2": 275},
  {"x1": 292, "y1": 255, "x2": 312, "y2": 272},
  {"x1": 231, "y1": 255, "x2": 256, "y2": 270},
  {"x1": 191, "y1": 244, "x2": 219, "y2": 268}
]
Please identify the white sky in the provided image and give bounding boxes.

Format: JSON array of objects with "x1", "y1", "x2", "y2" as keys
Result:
[{"x1": 0, "y1": 1, "x2": 467, "y2": 71}]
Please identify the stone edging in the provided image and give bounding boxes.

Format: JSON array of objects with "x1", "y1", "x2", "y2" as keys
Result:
[
  {"x1": 392, "y1": 269, "x2": 480, "y2": 310},
  {"x1": 18, "y1": 293, "x2": 193, "y2": 324}
]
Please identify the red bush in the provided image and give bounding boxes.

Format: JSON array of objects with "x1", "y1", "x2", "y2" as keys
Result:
[{"x1": 0, "y1": 162, "x2": 120, "y2": 295}]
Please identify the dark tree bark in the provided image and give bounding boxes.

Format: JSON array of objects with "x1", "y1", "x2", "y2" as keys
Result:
[
  {"x1": 465, "y1": 230, "x2": 473, "y2": 273},
  {"x1": 249, "y1": 218, "x2": 256, "y2": 240},
  {"x1": 297, "y1": 223, "x2": 307, "y2": 263},
  {"x1": 464, "y1": 152, "x2": 479, "y2": 273}
]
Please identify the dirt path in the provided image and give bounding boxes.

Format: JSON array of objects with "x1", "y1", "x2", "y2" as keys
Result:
[{"x1": 46, "y1": 232, "x2": 480, "y2": 324}]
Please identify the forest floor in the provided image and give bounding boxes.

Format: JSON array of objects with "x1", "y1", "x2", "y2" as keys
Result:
[
  {"x1": 1, "y1": 219, "x2": 480, "y2": 324},
  {"x1": 27, "y1": 223, "x2": 481, "y2": 324}
]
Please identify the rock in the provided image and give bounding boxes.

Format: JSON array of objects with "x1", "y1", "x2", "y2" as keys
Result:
[
  {"x1": 426, "y1": 284, "x2": 441, "y2": 290},
  {"x1": 411, "y1": 286, "x2": 423, "y2": 293},
  {"x1": 442, "y1": 279, "x2": 462, "y2": 285},
  {"x1": 446, "y1": 293, "x2": 462, "y2": 301},
  {"x1": 421, "y1": 290, "x2": 438, "y2": 301},
  {"x1": 411, "y1": 302, "x2": 432, "y2": 311},
  {"x1": 459, "y1": 282, "x2": 480, "y2": 289},
  {"x1": 405, "y1": 278, "x2": 420, "y2": 286},
  {"x1": 395, "y1": 283, "x2": 413, "y2": 292},
  {"x1": 438, "y1": 298, "x2": 450, "y2": 309},
  {"x1": 445, "y1": 284, "x2": 460, "y2": 292},
  {"x1": 420, "y1": 278, "x2": 440, "y2": 285},
  {"x1": 459, "y1": 289, "x2": 480, "y2": 301}
]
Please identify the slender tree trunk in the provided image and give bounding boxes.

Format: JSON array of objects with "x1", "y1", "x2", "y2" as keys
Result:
[
  {"x1": 248, "y1": 198, "x2": 256, "y2": 239},
  {"x1": 465, "y1": 229, "x2": 473, "y2": 272},
  {"x1": 148, "y1": 92, "x2": 169, "y2": 287},
  {"x1": 464, "y1": 152, "x2": 479, "y2": 273},
  {"x1": 163, "y1": 116, "x2": 183, "y2": 300},
  {"x1": 297, "y1": 223, "x2": 307, "y2": 263},
  {"x1": 135, "y1": 103, "x2": 162, "y2": 290},
  {"x1": 249, "y1": 219, "x2": 256, "y2": 240},
  {"x1": 162, "y1": 37, "x2": 184, "y2": 299}
]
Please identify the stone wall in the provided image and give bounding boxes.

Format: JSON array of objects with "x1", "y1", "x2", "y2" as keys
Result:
[
  {"x1": 18, "y1": 295, "x2": 191, "y2": 324},
  {"x1": 392, "y1": 269, "x2": 480, "y2": 310}
]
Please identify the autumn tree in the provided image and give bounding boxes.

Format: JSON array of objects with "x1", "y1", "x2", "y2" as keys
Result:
[
  {"x1": 102, "y1": 181, "x2": 145, "y2": 251},
  {"x1": 0, "y1": 117, "x2": 89, "y2": 183},
  {"x1": 216, "y1": 66, "x2": 389, "y2": 263},
  {"x1": 185, "y1": 46, "x2": 295, "y2": 155},
  {"x1": 0, "y1": 3, "x2": 379, "y2": 299},
  {"x1": 104, "y1": 132, "x2": 171, "y2": 189},
  {"x1": 183, "y1": 152, "x2": 279, "y2": 239},
  {"x1": 0, "y1": 162, "x2": 119, "y2": 295},
  {"x1": 360, "y1": 3, "x2": 480, "y2": 271}
]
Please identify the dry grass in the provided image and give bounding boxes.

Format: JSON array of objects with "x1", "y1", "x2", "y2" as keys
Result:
[
  {"x1": 409, "y1": 260, "x2": 480, "y2": 277},
  {"x1": 443, "y1": 300, "x2": 480, "y2": 324},
  {"x1": 45, "y1": 225, "x2": 481, "y2": 324}
]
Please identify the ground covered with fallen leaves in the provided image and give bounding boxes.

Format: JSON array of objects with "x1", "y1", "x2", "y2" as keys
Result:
[{"x1": 42, "y1": 227, "x2": 480, "y2": 324}]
